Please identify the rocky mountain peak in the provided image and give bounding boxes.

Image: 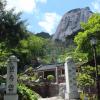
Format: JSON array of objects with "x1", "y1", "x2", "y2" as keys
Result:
[{"x1": 52, "y1": 7, "x2": 93, "y2": 41}]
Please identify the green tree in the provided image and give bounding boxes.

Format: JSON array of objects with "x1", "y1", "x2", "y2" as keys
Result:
[
  {"x1": 74, "y1": 13, "x2": 100, "y2": 59},
  {"x1": 0, "y1": 0, "x2": 6, "y2": 12},
  {"x1": 20, "y1": 35, "x2": 45, "y2": 58},
  {"x1": 0, "y1": 0, "x2": 28, "y2": 50},
  {"x1": 77, "y1": 66, "x2": 95, "y2": 92},
  {"x1": 16, "y1": 35, "x2": 46, "y2": 69},
  {"x1": 0, "y1": 0, "x2": 29, "y2": 72},
  {"x1": 0, "y1": 10, "x2": 28, "y2": 49}
]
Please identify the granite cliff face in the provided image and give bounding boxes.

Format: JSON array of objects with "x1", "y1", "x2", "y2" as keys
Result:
[{"x1": 52, "y1": 7, "x2": 93, "y2": 41}]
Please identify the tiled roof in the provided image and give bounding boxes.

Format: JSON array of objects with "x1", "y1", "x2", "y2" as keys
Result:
[{"x1": 37, "y1": 63, "x2": 64, "y2": 71}]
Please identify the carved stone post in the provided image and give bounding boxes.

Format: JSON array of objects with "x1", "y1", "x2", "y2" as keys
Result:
[
  {"x1": 4, "y1": 55, "x2": 19, "y2": 100},
  {"x1": 64, "y1": 57, "x2": 80, "y2": 100}
]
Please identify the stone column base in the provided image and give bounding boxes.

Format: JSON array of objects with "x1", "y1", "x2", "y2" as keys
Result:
[
  {"x1": 4, "y1": 94, "x2": 18, "y2": 100},
  {"x1": 65, "y1": 92, "x2": 80, "y2": 100}
]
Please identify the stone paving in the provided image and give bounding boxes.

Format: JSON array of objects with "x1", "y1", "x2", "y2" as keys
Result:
[{"x1": 38, "y1": 96, "x2": 64, "y2": 100}]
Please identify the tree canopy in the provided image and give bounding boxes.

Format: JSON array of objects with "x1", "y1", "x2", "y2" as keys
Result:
[
  {"x1": 19, "y1": 35, "x2": 46, "y2": 58},
  {"x1": 0, "y1": 0, "x2": 47, "y2": 70},
  {"x1": 0, "y1": 0, "x2": 28, "y2": 50},
  {"x1": 74, "y1": 13, "x2": 100, "y2": 59}
]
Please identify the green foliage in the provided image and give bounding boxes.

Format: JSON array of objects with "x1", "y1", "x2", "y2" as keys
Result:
[
  {"x1": 74, "y1": 13, "x2": 100, "y2": 59},
  {"x1": 78, "y1": 73, "x2": 94, "y2": 88},
  {"x1": 36, "y1": 32, "x2": 50, "y2": 39},
  {"x1": 18, "y1": 67, "x2": 38, "y2": 81},
  {"x1": 0, "y1": 9, "x2": 28, "y2": 49},
  {"x1": 47, "y1": 75, "x2": 54, "y2": 81},
  {"x1": 16, "y1": 35, "x2": 46, "y2": 68},
  {"x1": 42, "y1": 39, "x2": 67, "y2": 64},
  {"x1": 19, "y1": 35, "x2": 46, "y2": 57},
  {"x1": 0, "y1": 75, "x2": 5, "y2": 84},
  {"x1": 73, "y1": 52, "x2": 88, "y2": 63},
  {"x1": 77, "y1": 66, "x2": 95, "y2": 90},
  {"x1": 18, "y1": 84, "x2": 39, "y2": 100},
  {"x1": 0, "y1": 42, "x2": 10, "y2": 74},
  {"x1": 57, "y1": 44, "x2": 88, "y2": 63},
  {"x1": 0, "y1": 0, "x2": 6, "y2": 13},
  {"x1": 0, "y1": 0, "x2": 30, "y2": 72}
]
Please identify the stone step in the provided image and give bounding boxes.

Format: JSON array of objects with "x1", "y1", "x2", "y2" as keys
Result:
[{"x1": 38, "y1": 96, "x2": 64, "y2": 100}]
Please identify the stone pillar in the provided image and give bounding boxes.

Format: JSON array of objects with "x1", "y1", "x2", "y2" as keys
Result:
[
  {"x1": 64, "y1": 57, "x2": 80, "y2": 100},
  {"x1": 4, "y1": 55, "x2": 19, "y2": 100},
  {"x1": 56, "y1": 67, "x2": 58, "y2": 83}
]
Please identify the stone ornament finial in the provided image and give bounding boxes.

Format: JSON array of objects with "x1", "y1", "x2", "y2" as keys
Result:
[{"x1": 8, "y1": 55, "x2": 19, "y2": 62}]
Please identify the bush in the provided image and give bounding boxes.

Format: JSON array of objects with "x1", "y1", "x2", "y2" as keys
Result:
[
  {"x1": 0, "y1": 66, "x2": 7, "y2": 75},
  {"x1": 18, "y1": 84, "x2": 40, "y2": 100},
  {"x1": 0, "y1": 75, "x2": 6, "y2": 84},
  {"x1": 47, "y1": 75, "x2": 54, "y2": 82}
]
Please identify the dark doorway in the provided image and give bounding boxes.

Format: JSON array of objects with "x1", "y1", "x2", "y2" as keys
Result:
[{"x1": 44, "y1": 70, "x2": 55, "y2": 78}]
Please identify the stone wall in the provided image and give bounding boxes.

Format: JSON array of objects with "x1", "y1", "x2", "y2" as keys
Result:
[
  {"x1": 0, "y1": 94, "x2": 3, "y2": 100},
  {"x1": 30, "y1": 83, "x2": 59, "y2": 98},
  {"x1": 49, "y1": 83, "x2": 59, "y2": 97},
  {"x1": 59, "y1": 83, "x2": 66, "y2": 98}
]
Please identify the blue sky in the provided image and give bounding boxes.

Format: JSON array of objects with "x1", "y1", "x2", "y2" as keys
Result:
[{"x1": 6, "y1": 0, "x2": 100, "y2": 35}]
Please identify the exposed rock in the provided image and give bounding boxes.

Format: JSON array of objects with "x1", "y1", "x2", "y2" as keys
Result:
[{"x1": 52, "y1": 7, "x2": 93, "y2": 41}]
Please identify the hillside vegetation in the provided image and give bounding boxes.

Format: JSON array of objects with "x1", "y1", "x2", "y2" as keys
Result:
[{"x1": 0, "y1": 0, "x2": 100, "y2": 99}]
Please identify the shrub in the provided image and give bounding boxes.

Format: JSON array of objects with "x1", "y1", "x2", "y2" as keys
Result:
[
  {"x1": 0, "y1": 75, "x2": 6, "y2": 84},
  {"x1": 18, "y1": 84, "x2": 40, "y2": 100},
  {"x1": 47, "y1": 75, "x2": 54, "y2": 82}
]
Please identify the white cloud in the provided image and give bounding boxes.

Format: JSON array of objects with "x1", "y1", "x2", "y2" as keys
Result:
[
  {"x1": 38, "y1": 13, "x2": 61, "y2": 34},
  {"x1": 36, "y1": 0, "x2": 47, "y2": 3},
  {"x1": 6, "y1": 0, "x2": 47, "y2": 13},
  {"x1": 6, "y1": 0, "x2": 36, "y2": 13},
  {"x1": 91, "y1": 0, "x2": 100, "y2": 12}
]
